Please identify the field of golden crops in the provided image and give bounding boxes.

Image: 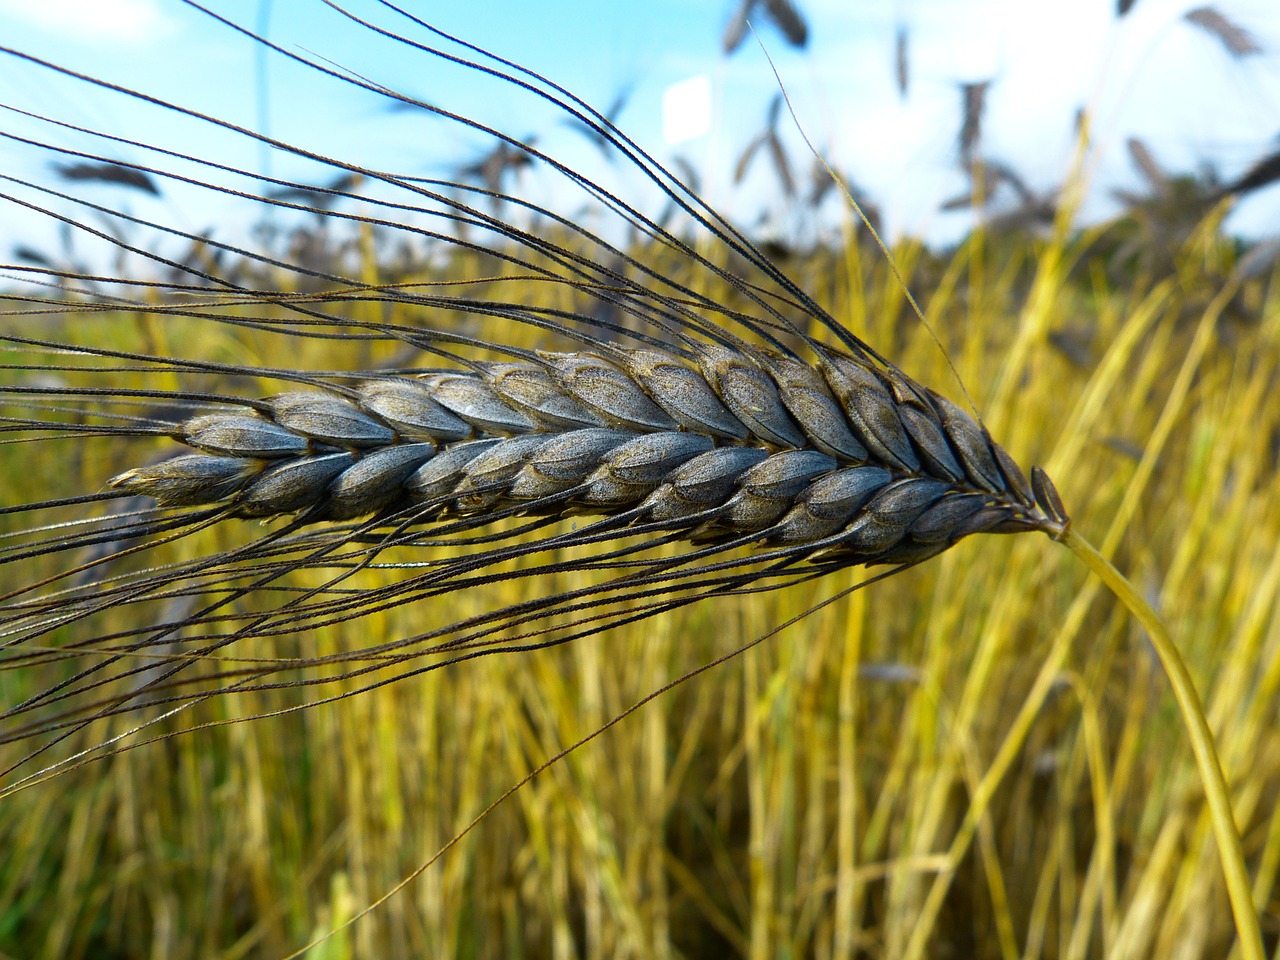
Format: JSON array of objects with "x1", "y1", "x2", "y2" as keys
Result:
[{"x1": 1, "y1": 5, "x2": 1278, "y2": 958}]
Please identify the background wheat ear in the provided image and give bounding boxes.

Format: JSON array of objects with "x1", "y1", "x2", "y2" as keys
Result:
[{"x1": 0, "y1": 3, "x2": 1277, "y2": 959}]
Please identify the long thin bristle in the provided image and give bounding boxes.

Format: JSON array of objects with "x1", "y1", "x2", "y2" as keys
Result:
[
  {"x1": 0, "y1": 1, "x2": 1066, "y2": 787},
  {"x1": 5, "y1": 5, "x2": 1273, "y2": 959}
]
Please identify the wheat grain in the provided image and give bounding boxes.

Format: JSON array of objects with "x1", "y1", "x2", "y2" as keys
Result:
[
  {"x1": 0, "y1": 0, "x2": 1072, "y2": 775},
  {"x1": 109, "y1": 341, "x2": 1057, "y2": 566}
]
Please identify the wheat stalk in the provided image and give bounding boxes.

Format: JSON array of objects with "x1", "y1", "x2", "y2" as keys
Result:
[
  {"x1": 0, "y1": 1, "x2": 1058, "y2": 766},
  {"x1": 0, "y1": 4, "x2": 1265, "y2": 958}
]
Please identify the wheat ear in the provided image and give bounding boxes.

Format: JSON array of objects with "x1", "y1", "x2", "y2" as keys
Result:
[
  {"x1": 0, "y1": 2, "x2": 1070, "y2": 806},
  {"x1": 108, "y1": 345, "x2": 1064, "y2": 560},
  {"x1": 0, "y1": 5, "x2": 1265, "y2": 958}
]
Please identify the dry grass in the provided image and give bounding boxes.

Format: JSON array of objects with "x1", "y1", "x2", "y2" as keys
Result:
[{"x1": 1, "y1": 207, "x2": 1277, "y2": 958}]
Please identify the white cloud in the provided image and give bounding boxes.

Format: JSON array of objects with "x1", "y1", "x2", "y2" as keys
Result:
[
  {"x1": 663, "y1": 74, "x2": 713, "y2": 145},
  {"x1": 0, "y1": 0, "x2": 177, "y2": 46}
]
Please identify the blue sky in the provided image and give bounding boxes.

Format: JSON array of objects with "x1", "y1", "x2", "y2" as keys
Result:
[{"x1": 0, "y1": 0, "x2": 1278, "y2": 260}]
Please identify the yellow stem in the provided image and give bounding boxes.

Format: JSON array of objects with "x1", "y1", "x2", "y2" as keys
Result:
[{"x1": 1061, "y1": 527, "x2": 1264, "y2": 960}]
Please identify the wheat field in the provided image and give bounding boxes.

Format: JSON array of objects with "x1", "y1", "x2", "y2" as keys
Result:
[{"x1": 1, "y1": 4, "x2": 1279, "y2": 959}]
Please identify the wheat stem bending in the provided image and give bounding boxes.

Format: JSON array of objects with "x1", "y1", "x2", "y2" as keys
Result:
[
  {"x1": 772, "y1": 31, "x2": 1264, "y2": 954},
  {"x1": 1062, "y1": 529, "x2": 1265, "y2": 960}
]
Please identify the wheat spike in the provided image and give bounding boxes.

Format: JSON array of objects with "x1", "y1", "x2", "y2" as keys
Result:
[
  {"x1": 109, "y1": 342, "x2": 1053, "y2": 566},
  {"x1": 723, "y1": 0, "x2": 809, "y2": 55},
  {"x1": 895, "y1": 24, "x2": 910, "y2": 97},
  {"x1": 0, "y1": 2, "x2": 1061, "y2": 808},
  {"x1": 1126, "y1": 136, "x2": 1167, "y2": 192},
  {"x1": 1, "y1": 9, "x2": 1272, "y2": 960},
  {"x1": 1221, "y1": 147, "x2": 1280, "y2": 199},
  {"x1": 958, "y1": 80, "x2": 991, "y2": 164},
  {"x1": 1184, "y1": 6, "x2": 1263, "y2": 58},
  {"x1": 53, "y1": 161, "x2": 162, "y2": 196}
]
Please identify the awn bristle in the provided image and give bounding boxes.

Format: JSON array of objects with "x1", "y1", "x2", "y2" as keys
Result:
[{"x1": 0, "y1": 3, "x2": 1064, "y2": 784}]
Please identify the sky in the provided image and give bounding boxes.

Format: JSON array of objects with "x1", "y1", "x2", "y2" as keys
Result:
[{"x1": 0, "y1": 0, "x2": 1278, "y2": 262}]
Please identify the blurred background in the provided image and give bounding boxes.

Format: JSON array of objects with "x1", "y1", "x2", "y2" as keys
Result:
[{"x1": 1, "y1": 0, "x2": 1278, "y2": 256}]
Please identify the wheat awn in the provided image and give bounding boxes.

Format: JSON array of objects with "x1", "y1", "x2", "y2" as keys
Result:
[{"x1": 0, "y1": 4, "x2": 1265, "y2": 958}]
